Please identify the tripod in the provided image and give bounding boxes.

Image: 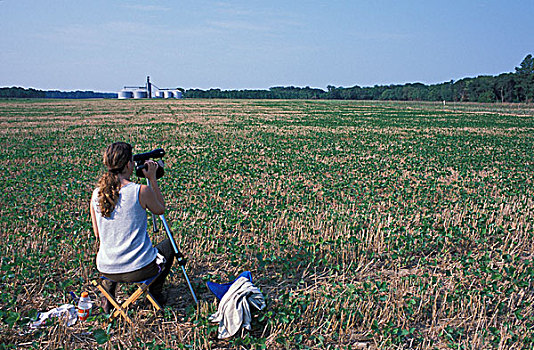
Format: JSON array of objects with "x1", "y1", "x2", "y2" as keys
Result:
[{"x1": 147, "y1": 178, "x2": 198, "y2": 305}]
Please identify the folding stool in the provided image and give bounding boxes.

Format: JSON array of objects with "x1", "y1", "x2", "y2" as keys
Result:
[
  {"x1": 206, "y1": 271, "x2": 252, "y2": 300},
  {"x1": 91, "y1": 272, "x2": 162, "y2": 325}
]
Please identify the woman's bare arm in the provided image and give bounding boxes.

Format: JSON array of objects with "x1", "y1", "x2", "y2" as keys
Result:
[
  {"x1": 90, "y1": 201, "x2": 99, "y2": 239},
  {"x1": 139, "y1": 160, "x2": 166, "y2": 215}
]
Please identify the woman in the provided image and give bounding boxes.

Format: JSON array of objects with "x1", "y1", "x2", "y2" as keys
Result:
[{"x1": 90, "y1": 142, "x2": 174, "y2": 313}]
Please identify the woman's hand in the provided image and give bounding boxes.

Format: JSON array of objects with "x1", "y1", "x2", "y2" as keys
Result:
[{"x1": 142, "y1": 160, "x2": 158, "y2": 180}]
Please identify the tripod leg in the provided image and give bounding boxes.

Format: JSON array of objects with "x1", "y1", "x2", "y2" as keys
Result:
[
  {"x1": 146, "y1": 179, "x2": 159, "y2": 233},
  {"x1": 159, "y1": 214, "x2": 199, "y2": 305},
  {"x1": 152, "y1": 213, "x2": 159, "y2": 233},
  {"x1": 146, "y1": 178, "x2": 198, "y2": 305},
  {"x1": 159, "y1": 215, "x2": 181, "y2": 255},
  {"x1": 181, "y1": 265, "x2": 199, "y2": 305}
]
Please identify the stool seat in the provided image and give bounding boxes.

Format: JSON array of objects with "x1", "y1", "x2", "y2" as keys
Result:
[
  {"x1": 91, "y1": 272, "x2": 163, "y2": 325},
  {"x1": 206, "y1": 271, "x2": 252, "y2": 300}
]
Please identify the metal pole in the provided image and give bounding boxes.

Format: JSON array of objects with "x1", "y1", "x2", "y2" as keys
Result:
[
  {"x1": 159, "y1": 213, "x2": 199, "y2": 305},
  {"x1": 152, "y1": 213, "x2": 159, "y2": 233},
  {"x1": 180, "y1": 265, "x2": 198, "y2": 304},
  {"x1": 147, "y1": 179, "x2": 159, "y2": 233},
  {"x1": 147, "y1": 178, "x2": 198, "y2": 304},
  {"x1": 159, "y1": 214, "x2": 181, "y2": 256}
]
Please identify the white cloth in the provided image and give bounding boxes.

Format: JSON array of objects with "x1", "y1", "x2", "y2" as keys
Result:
[
  {"x1": 209, "y1": 276, "x2": 266, "y2": 339},
  {"x1": 30, "y1": 304, "x2": 78, "y2": 328}
]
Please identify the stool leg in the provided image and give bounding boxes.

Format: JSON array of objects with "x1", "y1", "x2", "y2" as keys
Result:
[
  {"x1": 112, "y1": 285, "x2": 146, "y2": 319},
  {"x1": 146, "y1": 292, "x2": 162, "y2": 311},
  {"x1": 91, "y1": 280, "x2": 133, "y2": 325}
]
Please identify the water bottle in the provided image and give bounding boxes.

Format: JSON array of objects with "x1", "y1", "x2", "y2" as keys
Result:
[{"x1": 77, "y1": 292, "x2": 92, "y2": 321}]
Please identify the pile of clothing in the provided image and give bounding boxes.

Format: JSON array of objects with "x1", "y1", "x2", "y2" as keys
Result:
[{"x1": 207, "y1": 272, "x2": 266, "y2": 339}]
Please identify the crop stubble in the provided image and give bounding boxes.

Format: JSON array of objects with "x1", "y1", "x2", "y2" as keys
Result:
[{"x1": 0, "y1": 99, "x2": 533, "y2": 349}]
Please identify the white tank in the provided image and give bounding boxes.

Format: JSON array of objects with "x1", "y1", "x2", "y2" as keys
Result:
[
  {"x1": 118, "y1": 90, "x2": 133, "y2": 99},
  {"x1": 173, "y1": 90, "x2": 183, "y2": 99},
  {"x1": 156, "y1": 91, "x2": 164, "y2": 98},
  {"x1": 133, "y1": 89, "x2": 148, "y2": 99},
  {"x1": 163, "y1": 90, "x2": 174, "y2": 98}
]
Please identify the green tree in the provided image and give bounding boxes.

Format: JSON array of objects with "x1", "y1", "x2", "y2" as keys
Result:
[
  {"x1": 515, "y1": 54, "x2": 534, "y2": 75},
  {"x1": 515, "y1": 54, "x2": 534, "y2": 102},
  {"x1": 495, "y1": 73, "x2": 517, "y2": 102}
]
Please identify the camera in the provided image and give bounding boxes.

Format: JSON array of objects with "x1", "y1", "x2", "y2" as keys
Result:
[{"x1": 133, "y1": 148, "x2": 165, "y2": 179}]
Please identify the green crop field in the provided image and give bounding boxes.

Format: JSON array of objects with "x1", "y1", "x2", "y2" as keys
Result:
[{"x1": 0, "y1": 99, "x2": 533, "y2": 349}]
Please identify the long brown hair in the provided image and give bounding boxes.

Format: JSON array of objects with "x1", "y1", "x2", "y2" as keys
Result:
[{"x1": 97, "y1": 142, "x2": 133, "y2": 217}]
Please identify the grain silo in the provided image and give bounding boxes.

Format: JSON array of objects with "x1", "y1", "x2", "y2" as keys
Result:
[
  {"x1": 119, "y1": 77, "x2": 182, "y2": 99},
  {"x1": 118, "y1": 90, "x2": 134, "y2": 99},
  {"x1": 133, "y1": 89, "x2": 148, "y2": 99},
  {"x1": 163, "y1": 90, "x2": 174, "y2": 98}
]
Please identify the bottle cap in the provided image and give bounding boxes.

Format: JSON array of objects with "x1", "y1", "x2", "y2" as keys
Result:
[{"x1": 81, "y1": 292, "x2": 89, "y2": 298}]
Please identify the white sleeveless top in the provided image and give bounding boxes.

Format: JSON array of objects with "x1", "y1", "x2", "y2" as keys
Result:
[{"x1": 92, "y1": 182, "x2": 158, "y2": 274}]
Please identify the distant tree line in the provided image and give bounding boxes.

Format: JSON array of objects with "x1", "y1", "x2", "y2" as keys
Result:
[
  {"x1": 185, "y1": 54, "x2": 534, "y2": 103},
  {"x1": 0, "y1": 87, "x2": 117, "y2": 99},
  {"x1": 185, "y1": 86, "x2": 326, "y2": 100},
  {"x1": 2, "y1": 54, "x2": 533, "y2": 103},
  {"x1": 43, "y1": 90, "x2": 117, "y2": 99}
]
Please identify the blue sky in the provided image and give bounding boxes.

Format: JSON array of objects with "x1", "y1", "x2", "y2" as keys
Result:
[{"x1": 1, "y1": 1, "x2": 533, "y2": 92}]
